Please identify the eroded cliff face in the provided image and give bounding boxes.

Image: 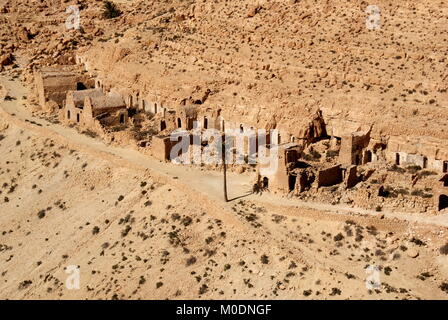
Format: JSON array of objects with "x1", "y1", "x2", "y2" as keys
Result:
[{"x1": 73, "y1": 0, "x2": 448, "y2": 149}]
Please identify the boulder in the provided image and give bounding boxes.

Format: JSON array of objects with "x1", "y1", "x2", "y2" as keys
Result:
[
  {"x1": 407, "y1": 248, "x2": 419, "y2": 258},
  {"x1": 247, "y1": 5, "x2": 261, "y2": 18},
  {"x1": 17, "y1": 27, "x2": 31, "y2": 42},
  {"x1": 0, "y1": 53, "x2": 14, "y2": 67}
]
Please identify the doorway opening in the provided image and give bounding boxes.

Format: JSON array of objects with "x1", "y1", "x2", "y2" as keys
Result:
[
  {"x1": 160, "y1": 120, "x2": 166, "y2": 131},
  {"x1": 288, "y1": 175, "x2": 296, "y2": 191},
  {"x1": 364, "y1": 150, "x2": 372, "y2": 164},
  {"x1": 262, "y1": 177, "x2": 269, "y2": 189},
  {"x1": 439, "y1": 195, "x2": 448, "y2": 211},
  {"x1": 76, "y1": 82, "x2": 87, "y2": 90}
]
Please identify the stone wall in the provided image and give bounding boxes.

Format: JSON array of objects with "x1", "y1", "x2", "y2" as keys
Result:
[
  {"x1": 317, "y1": 165, "x2": 342, "y2": 187},
  {"x1": 151, "y1": 135, "x2": 174, "y2": 161}
]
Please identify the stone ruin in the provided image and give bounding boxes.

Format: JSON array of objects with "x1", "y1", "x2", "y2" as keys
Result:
[
  {"x1": 33, "y1": 60, "x2": 448, "y2": 212},
  {"x1": 34, "y1": 65, "x2": 94, "y2": 113},
  {"x1": 435, "y1": 174, "x2": 448, "y2": 211},
  {"x1": 61, "y1": 88, "x2": 128, "y2": 132}
]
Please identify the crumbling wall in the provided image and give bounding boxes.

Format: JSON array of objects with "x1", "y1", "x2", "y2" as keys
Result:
[
  {"x1": 151, "y1": 135, "x2": 174, "y2": 161},
  {"x1": 317, "y1": 165, "x2": 342, "y2": 187},
  {"x1": 303, "y1": 110, "x2": 327, "y2": 143},
  {"x1": 386, "y1": 136, "x2": 448, "y2": 172},
  {"x1": 294, "y1": 168, "x2": 315, "y2": 193},
  {"x1": 34, "y1": 66, "x2": 93, "y2": 110},
  {"x1": 259, "y1": 146, "x2": 289, "y2": 193},
  {"x1": 434, "y1": 175, "x2": 448, "y2": 211},
  {"x1": 343, "y1": 165, "x2": 358, "y2": 189},
  {"x1": 340, "y1": 130, "x2": 371, "y2": 165}
]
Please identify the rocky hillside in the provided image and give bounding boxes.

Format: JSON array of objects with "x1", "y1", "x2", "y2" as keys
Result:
[{"x1": 1, "y1": 0, "x2": 448, "y2": 140}]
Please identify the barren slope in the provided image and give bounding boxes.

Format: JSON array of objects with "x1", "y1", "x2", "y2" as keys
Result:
[{"x1": 0, "y1": 116, "x2": 447, "y2": 299}]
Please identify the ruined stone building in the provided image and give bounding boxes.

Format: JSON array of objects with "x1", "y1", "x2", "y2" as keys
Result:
[
  {"x1": 386, "y1": 136, "x2": 448, "y2": 172},
  {"x1": 258, "y1": 143, "x2": 359, "y2": 195},
  {"x1": 435, "y1": 174, "x2": 448, "y2": 211},
  {"x1": 339, "y1": 129, "x2": 372, "y2": 165},
  {"x1": 34, "y1": 66, "x2": 93, "y2": 112},
  {"x1": 151, "y1": 135, "x2": 174, "y2": 162},
  {"x1": 63, "y1": 88, "x2": 103, "y2": 124},
  {"x1": 33, "y1": 58, "x2": 448, "y2": 213},
  {"x1": 61, "y1": 88, "x2": 128, "y2": 131},
  {"x1": 259, "y1": 143, "x2": 306, "y2": 194}
]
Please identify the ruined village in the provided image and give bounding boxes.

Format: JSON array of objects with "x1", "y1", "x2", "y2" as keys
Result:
[
  {"x1": 34, "y1": 48, "x2": 448, "y2": 216},
  {"x1": 0, "y1": 0, "x2": 448, "y2": 300}
]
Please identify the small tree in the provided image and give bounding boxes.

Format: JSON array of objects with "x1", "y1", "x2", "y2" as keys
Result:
[{"x1": 102, "y1": 1, "x2": 122, "y2": 19}]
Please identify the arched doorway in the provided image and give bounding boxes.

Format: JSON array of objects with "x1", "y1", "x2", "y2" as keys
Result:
[
  {"x1": 67, "y1": 110, "x2": 71, "y2": 120},
  {"x1": 119, "y1": 114, "x2": 125, "y2": 124},
  {"x1": 439, "y1": 195, "x2": 448, "y2": 211}
]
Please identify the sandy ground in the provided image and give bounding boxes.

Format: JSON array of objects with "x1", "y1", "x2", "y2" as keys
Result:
[{"x1": 1, "y1": 77, "x2": 448, "y2": 299}]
